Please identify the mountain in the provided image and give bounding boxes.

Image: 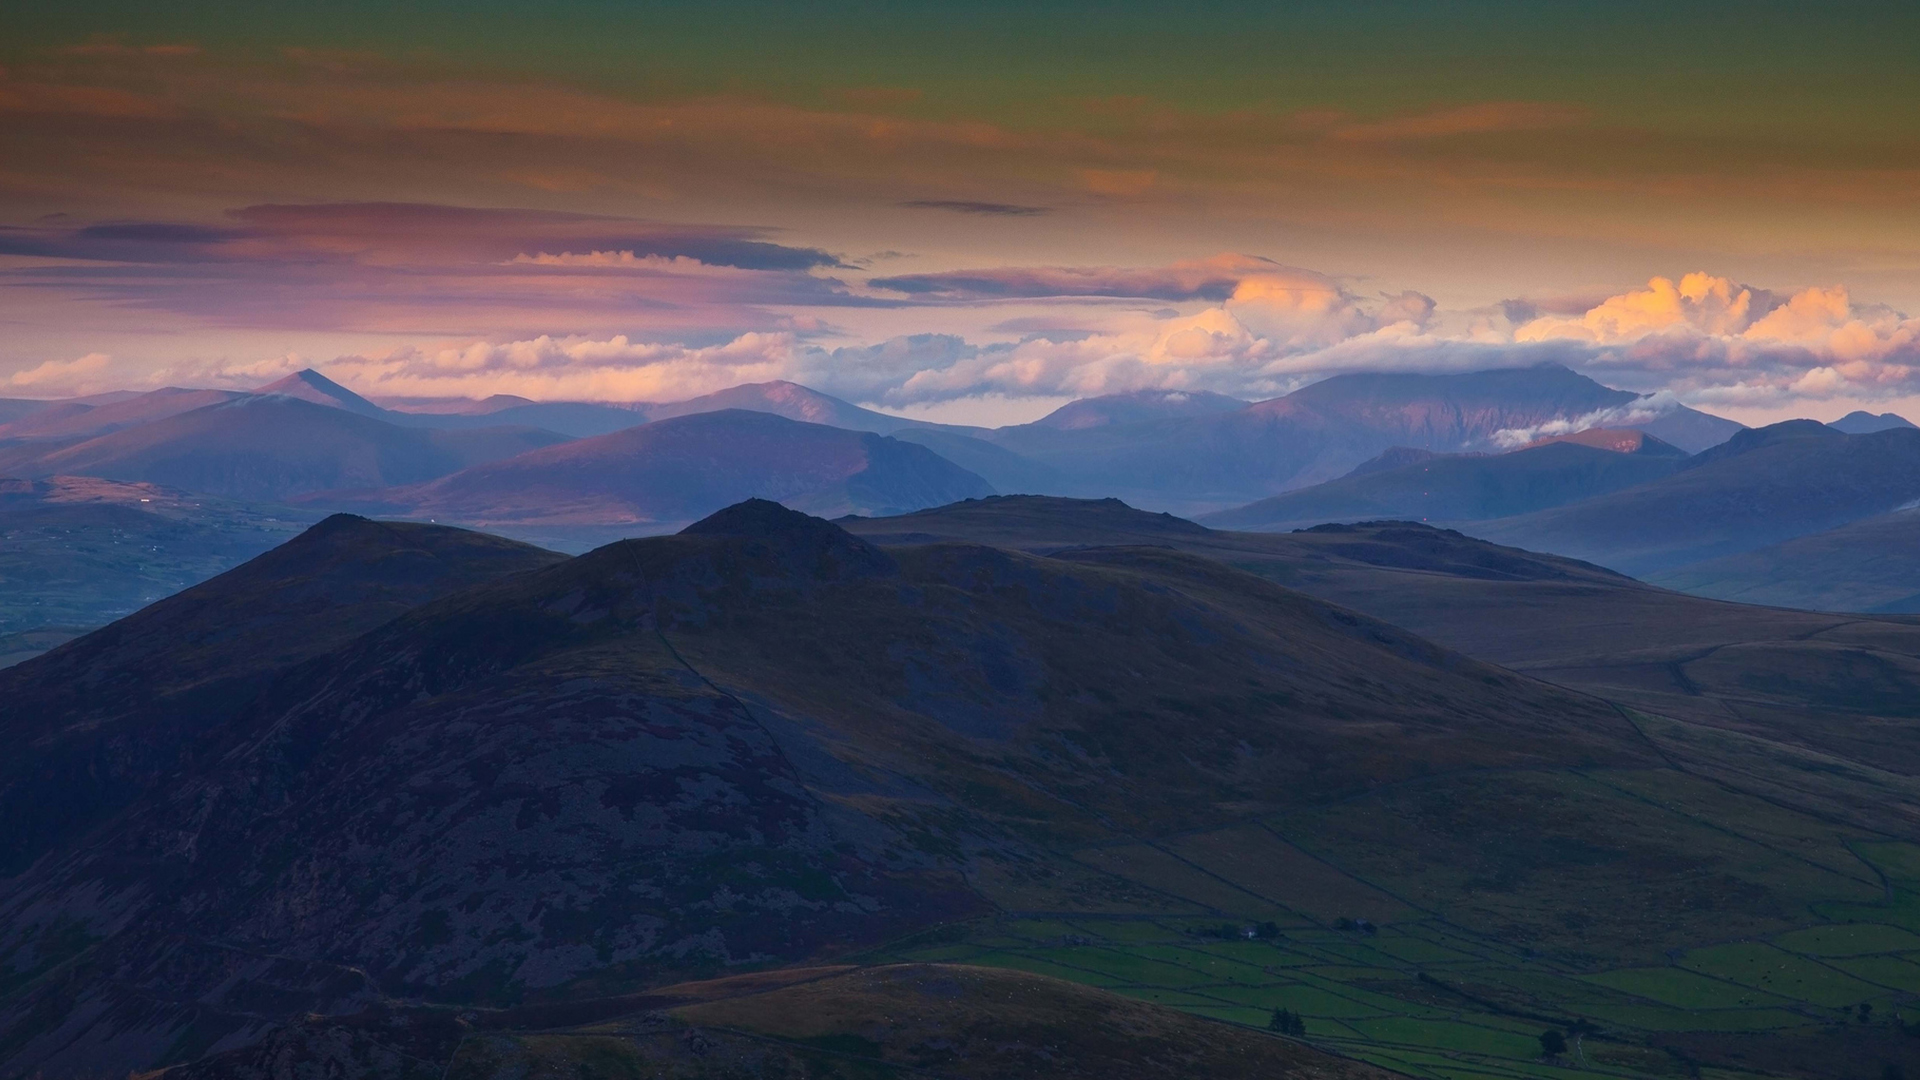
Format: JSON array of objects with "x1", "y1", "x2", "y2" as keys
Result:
[
  {"x1": 10, "y1": 395, "x2": 572, "y2": 500},
  {"x1": 1470, "y1": 420, "x2": 1920, "y2": 575},
  {"x1": 11, "y1": 498, "x2": 1920, "y2": 1077},
  {"x1": 0, "y1": 514, "x2": 564, "y2": 881},
  {"x1": 340, "y1": 409, "x2": 997, "y2": 528},
  {"x1": 985, "y1": 364, "x2": 1742, "y2": 513},
  {"x1": 1029, "y1": 388, "x2": 1251, "y2": 430},
  {"x1": 845, "y1": 496, "x2": 1920, "y2": 821},
  {"x1": 0, "y1": 386, "x2": 247, "y2": 442},
  {"x1": 638, "y1": 379, "x2": 967, "y2": 435},
  {"x1": 256, "y1": 369, "x2": 389, "y2": 417},
  {"x1": 0, "y1": 475, "x2": 314, "y2": 658},
  {"x1": 1649, "y1": 507, "x2": 1920, "y2": 613},
  {"x1": 0, "y1": 500, "x2": 1652, "y2": 1077},
  {"x1": 1200, "y1": 435, "x2": 1687, "y2": 531},
  {"x1": 1829, "y1": 409, "x2": 1916, "y2": 433}
]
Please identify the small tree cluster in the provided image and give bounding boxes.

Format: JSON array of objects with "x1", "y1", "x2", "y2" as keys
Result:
[
  {"x1": 1538, "y1": 1029, "x2": 1567, "y2": 1057},
  {"x1": 1268, "y1": 1008, "x2": 1306, "y2": 1036}
]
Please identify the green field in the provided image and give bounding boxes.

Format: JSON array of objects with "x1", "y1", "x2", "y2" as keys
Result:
[{"x1": 873, "y1": 769, "x2": 1920, "y2": 1080}]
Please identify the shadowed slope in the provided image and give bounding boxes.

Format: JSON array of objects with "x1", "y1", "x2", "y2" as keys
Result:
[
  {"x1": 0, "y1": 515, "x2": 565, "y2": 876},
  {"x1": 0, "y1": 501, "x2": 1644, "y2": 1077}
]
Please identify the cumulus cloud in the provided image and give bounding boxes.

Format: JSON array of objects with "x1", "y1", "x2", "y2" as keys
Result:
[
  {"x1": 1514, "y1": 273, "x2": 1920, "y2": 402},
  {"x1": 7, "y1": 352, "x2": 113, "y2": 394}
]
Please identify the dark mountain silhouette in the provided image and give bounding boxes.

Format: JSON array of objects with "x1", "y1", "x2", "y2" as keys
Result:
[
  {"x1": 1829, "y1": 409, "x2": 1916, "y2": 433},
  {"x1": 1201, "y1": 434, "x2": 1687, "y2": 531},
  {"x1": 338, "y1": 409, "x2": 997, "y2": 527},
  {"x1": 10, "y1": 396, "x2": 572, "y2": 500},
  {"x1": 1470, "y1": 421, "x2": 1920, "y2": 575},
  {"x1": 0, "y1": 500, "x2": 1647, "y2": 1077},
  {"x1": 0, "y1": 514, "x2": 563, "y2": 878}
]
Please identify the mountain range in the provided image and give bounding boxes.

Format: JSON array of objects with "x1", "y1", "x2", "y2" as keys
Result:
[
  {"x1": 7, "y1": 497, "x2": 1919, "y2": 1079},
  {"x1": 323, "y1": 409, "x2": 996, "y2": 532},
  {"x1": 0, "y1": 500, "x2": 1646, "y2": 1077}
]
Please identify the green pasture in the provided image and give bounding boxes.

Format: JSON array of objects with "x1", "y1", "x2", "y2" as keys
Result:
[{"x1": 873, "y1": 770, "x2": 1920, "y2": 1079}]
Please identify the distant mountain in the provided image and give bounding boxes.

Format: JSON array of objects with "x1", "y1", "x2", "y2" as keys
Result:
[
  {"x1": 987, "y1": 363, "x2": 1738, "y2": 513},
  {"x1": 14, "y1": 395, "x2": 571, "y2": 500},
  {"x1": 1829, "y1": 409, "x2": 1916, "y2": 434},
  {"x1": 1028, "y1": 388, "x2": 1250, "y2": 430},
  {"x1": 639, "y1": 379, "x2": 964, "y2": 435},
  {"x1": 256, "y1": 368, "x2": 390, "y2": 416},
  {"x1": 1649, "y1": 507, "x2": 1920, "y2": 613},
  {"x1": 0, "y1": 386, "x2": 246, "y2": 442},
  {"x1": 1469, "y1": 421, "x2": 1920, "y2": 575},
  {"x1": 1200, "y1": 438, "x2": 1689, "y2": 531},
  {"x1": 342, "y1": 409, "x2": 997, "y2": 527},
  {"x1": 0, "y1": 501, "x2": 1642, "y2": 1076}
]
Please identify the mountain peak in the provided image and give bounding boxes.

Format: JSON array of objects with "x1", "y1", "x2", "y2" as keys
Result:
[
  {"x1": 682, "y1": 498, "x2": 896, "y2": 577},
  {"x1": 255, "y1": 369, "x2": 386, "y2": 416},
  {"x1": 1829, "y1": 409, "x2": 1917, "y2": 434}
]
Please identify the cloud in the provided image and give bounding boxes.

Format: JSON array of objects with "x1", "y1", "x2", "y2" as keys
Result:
[
  {"x1": 1514, "y1": 273, "x2": 1920, "y2": 401},
  {"x1": 1488, "y1": 392, "x2": 1688, "y2": 448},
  {"x1": 872, "y1": 253, "x2": 1348, "y2": 303},
  {"x1": 0, "y1": 203, "x2": 870, "y2": 336},
  {"x1": 1330, "y1": 101, "x2": 1589, "y2": 142},
  {"x1": 7, "y1": 352, "x2": 113, "y2": 394},
  {"x1": 898, "y1": 200, "x2": 1049, "y2": 216}
]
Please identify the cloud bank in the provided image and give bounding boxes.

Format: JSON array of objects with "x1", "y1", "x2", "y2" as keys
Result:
[{"x1": 10, "y1": 206, "x2": 1917, "y2": 420}]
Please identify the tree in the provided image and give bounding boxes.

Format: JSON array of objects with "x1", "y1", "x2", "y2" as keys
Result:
[
  {"x1": 1268, "y1": 1008, "x2": 1306, "y2": 1036},
  {"x1": 1538, "y1": 1029, "x2": 1567, "y2": 1057}
]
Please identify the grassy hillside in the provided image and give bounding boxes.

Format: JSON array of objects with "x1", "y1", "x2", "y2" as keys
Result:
[{"x1": 7, "y1": 498, "x2": 1919, "y2": 1079}]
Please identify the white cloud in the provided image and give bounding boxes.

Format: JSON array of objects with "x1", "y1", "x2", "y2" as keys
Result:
[{"x1": 7, "y1": 352, "x2": 113, "y2": 394}]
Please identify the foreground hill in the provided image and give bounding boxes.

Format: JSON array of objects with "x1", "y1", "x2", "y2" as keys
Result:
[
  {"x1": 0, "y1": 515, "x2": 565, "y2": 878},
  {"x1": 174, "y1": 964, "x2": 1394, "y2": 1080},
  {"x1": 338, "y1": 409, "x2": 997, "y2": 530},
  {"x1": 1469, "y1": 420, "x2": 1920, "y2": 575},
  {"x1": 8, "y1": 396, "x2": 572, "y2": 500},
  {"x1": 1200, "y1": 434, "x2": 1686, "y2": 531},
  {"x1": 0, "y1": 476, "x2": 313, "y2": 659},
  {"x1": 847, "y1": 496, "x2": 1920, "y2": 828},
  {"x1": 0, "y1": 500, "x2": 1655, "y2": 1077}
]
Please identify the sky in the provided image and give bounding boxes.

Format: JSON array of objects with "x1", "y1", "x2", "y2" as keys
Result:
[{"x1": 3, "y1": 1, "x2": 1919, "y2": 425}]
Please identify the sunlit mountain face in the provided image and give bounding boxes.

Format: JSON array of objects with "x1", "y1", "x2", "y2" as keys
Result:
[{"x1": 3, "y1": 0, "x2": 1919, "y2": 426}]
